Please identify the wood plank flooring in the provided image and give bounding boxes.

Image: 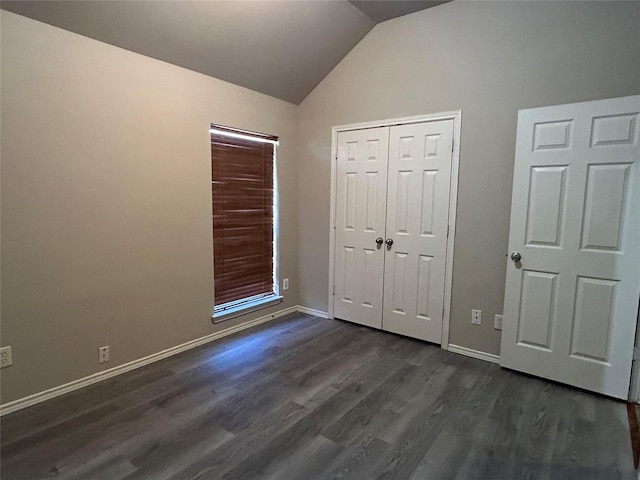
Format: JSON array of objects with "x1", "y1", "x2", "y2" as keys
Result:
[{"x1": 0, "y1": 313, "x2": 635, "y2": 479}]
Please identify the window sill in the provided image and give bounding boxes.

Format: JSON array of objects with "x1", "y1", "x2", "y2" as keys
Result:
[{"x1": 212, "y1": 295, "x2": 283, "y2": 324}]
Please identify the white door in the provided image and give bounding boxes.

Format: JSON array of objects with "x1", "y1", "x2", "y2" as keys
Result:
[
  {"x1": 383, "y1": 120, "x2": 454, "y2": 342},
  {"x1": 501, "y1": 95, "x2": 640, "y2": 399},
  {"x1": 333, "y1": 119, "x2": 456, "y2": 343},
  {"x1": 334, "y1": 127, "x2": 389, "y2": 329}
]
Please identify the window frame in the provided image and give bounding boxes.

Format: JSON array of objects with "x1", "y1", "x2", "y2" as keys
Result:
[{"x1": 210, "y1": 124, "x2": 282, "y2": 322}]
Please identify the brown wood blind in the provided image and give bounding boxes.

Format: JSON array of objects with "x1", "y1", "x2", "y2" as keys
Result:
[{"x1": 211, "y1": 126, "x2": 276, "y2": 306}]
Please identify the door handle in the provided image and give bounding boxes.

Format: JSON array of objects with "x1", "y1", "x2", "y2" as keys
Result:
[
  {"x1": 385, "y1": 238, "x2": 394, "y2": 247},
  {"x1": 376, "y1": 237, "x2": 384, "y2": 246},
  {"x1": 510, "y1": 251, "x2": 522, "y2": 262}
]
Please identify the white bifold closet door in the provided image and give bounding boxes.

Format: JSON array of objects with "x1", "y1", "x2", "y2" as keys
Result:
[
  {"x1": 333, "y1": 127, "x2": 389, "y2": 329},
  {"x1": 334, "y1": 120, "x2": 454, "y2": 344}
]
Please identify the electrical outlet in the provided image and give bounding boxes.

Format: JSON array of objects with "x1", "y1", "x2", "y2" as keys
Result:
[
  {"x1": 98, "y1": 346, "x2": 110, "y2": 364},
  {"x1": 283, "y1": 278, "x2": 289, "y2": 291},
  {"x1": 494, "y1": 314, "x2": 503, "y2": 330},
  {"x1": 471, "y1": 309, "x2": 482, "y2": 325},
  {"x1": 0, "y1": 346, "x2": 13, "y2": 368}
]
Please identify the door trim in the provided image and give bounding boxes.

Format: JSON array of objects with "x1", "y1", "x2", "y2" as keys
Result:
[
  {"x1": 328, "y1": 110, "x2": 462, "y2": 350},
  {"x1": 630, "y1": 300, "x2": 640, "y2": 403}
]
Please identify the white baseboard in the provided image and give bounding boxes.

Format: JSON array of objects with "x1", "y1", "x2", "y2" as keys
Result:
[
  {"x1": 0, "y1": 310, "x2": 497, "y2": 415},
  {"x1": 447, "y1": 344, "x2": 501, "y2": 364},
  {"x1": 296, "y1": 306, "x2": 329, "y2": 318},
  {"x1": 0, "y1": 305, "x2": 299, "y2": 416}
]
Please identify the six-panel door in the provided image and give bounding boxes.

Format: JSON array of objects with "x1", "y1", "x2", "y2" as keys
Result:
[
  {"x1": 382, "y1": 120, "x2": 454, "y2": 343},
  {"x1": 500, "y1": 95, "x2": 640, "y2": 399},
  {"x1": 334, "y1": 128, "x2": 389, "y2": 329},
  {"x1": 333, "y1": 120, "x2": 454, "y2": 344}
]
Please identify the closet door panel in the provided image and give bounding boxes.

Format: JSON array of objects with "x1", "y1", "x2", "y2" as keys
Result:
[
  {"x1": 333, "y1": 128, "x2": 389, "y2": 328},
  {"x1": 383, "y1": 120, "x2": 454, "y2": 343}
]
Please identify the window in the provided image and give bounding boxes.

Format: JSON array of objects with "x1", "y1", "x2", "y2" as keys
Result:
[{"x1": 210, "y1": 124, "x2": 280, "y2": 320}]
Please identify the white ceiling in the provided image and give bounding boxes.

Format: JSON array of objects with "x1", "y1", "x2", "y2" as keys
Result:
[{"x1": 1, "y1": 0, "x2": 448, "y2": 104}]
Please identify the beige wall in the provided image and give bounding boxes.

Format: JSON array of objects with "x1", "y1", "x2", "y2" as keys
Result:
[
  {"x1": 297, "y1": 1, "x2": 640, "y2": 355},
  {"x1": 0, "y1": 11, "x2": 299, "y2": 404},
  {"x1": 3, "y1": 1, "x2": 640, "y2": 406}
]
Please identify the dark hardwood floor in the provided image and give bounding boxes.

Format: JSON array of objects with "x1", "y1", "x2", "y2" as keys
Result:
[{"x1": 0, "y1": 313, "x2": 635, "y2": 479}]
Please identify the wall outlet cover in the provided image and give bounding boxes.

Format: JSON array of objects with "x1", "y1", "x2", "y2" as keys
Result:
[
  {"x1": 0, "y1": 346, "x2": 13, "y2": 368},
  {"x1": 471, "y1": 309, "x2": 482, "y2": 325},
  {"x1": 98, "y1": 346, "x2": 110, "y2": 364}
]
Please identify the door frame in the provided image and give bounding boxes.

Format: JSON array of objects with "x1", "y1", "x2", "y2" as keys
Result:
[
  {"x1": 630, "y1": 301, "x2": 640, "y2": 402},
  {"x1": 327, "y1": 110, "x2": 462, "y2": 350}
]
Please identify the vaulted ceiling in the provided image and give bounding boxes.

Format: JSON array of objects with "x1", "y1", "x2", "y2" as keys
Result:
[{"x1": 0, "y1": 0, "x2": 448, "y2": 104}]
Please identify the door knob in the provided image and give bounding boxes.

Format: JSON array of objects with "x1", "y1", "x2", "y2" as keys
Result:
[
  {"x1": 385, "y1": 238, "x2": 394, "y2": 246},
  {"x1": 510, "y1": 251, "x2": 522, "y2": 262},
  {"x1": 376, "y1": 237, "x2": 384, "y2": 246}
]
